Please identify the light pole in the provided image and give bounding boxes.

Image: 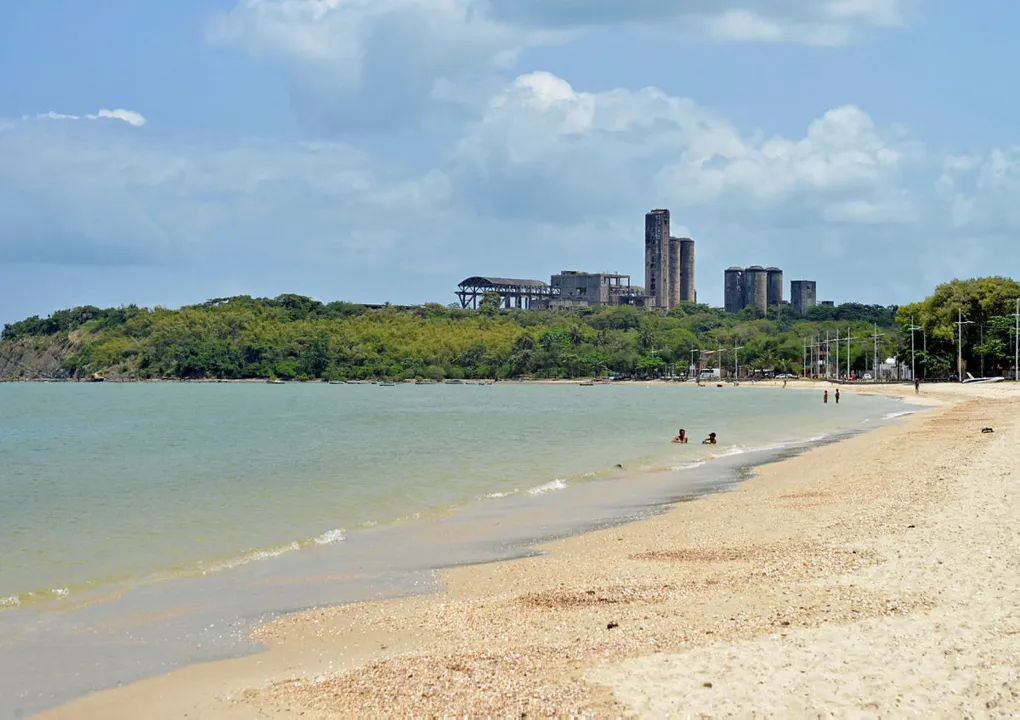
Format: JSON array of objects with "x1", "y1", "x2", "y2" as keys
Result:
[
  {"x1": 955, "y1": 309, "x2": 974, "y2": 382},
  {"x1": 835, "y1": 328, "x2": 840, "y2": 380},
  {"x1": 871, "y1": 324, "x2": 885, "y2": 381},
  {"x1": 733, "y1": 339, "x2": 745, "y2": 379},
  {"x1": 1015, "y1": 298, "x2": 1019, "y2": 382},
  {"x1": 906, "y1": 316, "x2": 922, "y2": 382}
]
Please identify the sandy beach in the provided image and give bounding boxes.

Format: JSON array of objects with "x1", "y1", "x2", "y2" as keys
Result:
[{"x1": 35, "y1": 381, "x2": 1020, "y2": 718}]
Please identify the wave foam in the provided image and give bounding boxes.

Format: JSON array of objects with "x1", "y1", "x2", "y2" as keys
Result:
[
  {"x1": 0, "y1": 595, "x2": 20, "y2": 608},
  {"x1": 528, "y1": 479, "x2": 567, "y2": 495},
  {"x1": 485, "y1": 490, "x2": 518, "y2": 499},
  {"x1": 669, "y1": 460, "x2": 706, "y2": 471},
  {"x1": 884, "y1": 410, "x2": 916, "y2": 420},
  {"x1": 203, "y1": 541, "x2": 300, "y2": 573},
  {"x1": 314, "y1": 529, "x2": 345, "y2": 545}
]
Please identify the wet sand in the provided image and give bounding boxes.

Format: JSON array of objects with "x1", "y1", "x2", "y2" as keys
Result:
[{"x1": 35, "y1": 382, "x2": 1020, "y2": 718}]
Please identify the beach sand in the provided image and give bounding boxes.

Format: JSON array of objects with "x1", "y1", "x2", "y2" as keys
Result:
[{"x1": 35, "y1": 382, "x2": 1020, "y2": 718}]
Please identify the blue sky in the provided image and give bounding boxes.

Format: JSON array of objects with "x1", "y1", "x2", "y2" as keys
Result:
[{"x1": 1, "y1": 0, "x2": 1018, "y2": 324}]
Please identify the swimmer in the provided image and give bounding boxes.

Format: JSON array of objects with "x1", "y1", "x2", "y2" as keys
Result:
[
  {"x1": 703, "y1": 432, "x2": 717, "y2": 445},
  {"x1": 823, "y1": 390, "x2": 829, "y2": 404},
  {"x1": 835, "y1": 388, "x2": 840, "y2": 404},
  {"x1": 672, "y1": 428, "x2": 689, "y2": 444}
]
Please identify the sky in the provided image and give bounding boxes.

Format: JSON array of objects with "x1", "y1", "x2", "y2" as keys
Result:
[{"x1": 1, "y1": 0, "x2": 1018, "y2": 324}]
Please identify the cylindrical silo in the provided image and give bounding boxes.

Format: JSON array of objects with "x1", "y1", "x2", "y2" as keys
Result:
[
  {"x1": 766, "y1": 267, "x2": 783, "y2": 307},
  {"x1": 668, "y1": 237, "x2": 682, "y2": 309},
  {"x1": 743, "y1": 266, "x2": 768, "y2": 312},
  {"x1": 679, "y1": 238, "x2": 695, "y2": 303},
  {"x1": 724, "y1": 267, "x2": 744, "y2": 313}
]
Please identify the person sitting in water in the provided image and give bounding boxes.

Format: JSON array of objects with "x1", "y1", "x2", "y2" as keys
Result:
[
  {"x1": 703, "y1": 432, "x2": 717, "y2": 445},
  {"x1": 672, "y1": 429, "x2": 688, "y2": 444}
]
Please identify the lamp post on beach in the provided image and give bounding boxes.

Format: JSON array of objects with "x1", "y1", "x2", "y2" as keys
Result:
[
  {"x1": 835, "y1": 329, "x2": 840, "y2": 381},
  {"x1": 1014, "y1": 298, "x2": 1019, "y2": 382},
  {"x1": 845, "y1": 328, "x2": 857, "y2": 380},
  {"x1": 733, "y1": 339, "x2": 745, "y2": 380},
  {"x1": 906, "y1": 317, "x2": 923, "y2": 382},
  {"x1": 871, "y1": 325, "x2": 884, "y2": 381},
  {"x1": 955, "y1": 309, "x2": 974, "y2": 382}
]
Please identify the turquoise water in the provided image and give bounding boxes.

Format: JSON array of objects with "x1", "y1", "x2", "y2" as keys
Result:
[{"x1": 0, "y1": 381, "x2": 894, "y2": 606}]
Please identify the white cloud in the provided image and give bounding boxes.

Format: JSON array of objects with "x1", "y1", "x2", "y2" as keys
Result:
[
  {"x1": 87, "y1": 109, "x2": 147, "y2": 127},
  {"x1": 451, "y1": 72, "x2": 919, "y2": 227},
  {"x1": 207, "y1": 0, "x2": 915, "y2": 132},
  {"x1": 22, "y1": 108, "x2": 147, "y2": 127},
  {"x1": 936, "y1": 147, "x2": 1020, "y2": 232},
  {"x1": 0, "y1": 114, "x2": 450, "y2": 266}
]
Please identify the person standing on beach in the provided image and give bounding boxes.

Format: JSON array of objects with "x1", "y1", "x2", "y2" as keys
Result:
[
  {"x1": 915, "y1": 377, "x2": 920, "y2": 394},
  {"x1": 823, "y1": 390, "x2": 829, "y2": 404},
  {"x1": 835, "y1": 389, "x2": 840, "y2": 404}
]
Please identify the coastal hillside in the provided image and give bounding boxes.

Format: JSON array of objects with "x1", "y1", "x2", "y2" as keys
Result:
[{"x1": 0, "y1": 278, "x2": 1015, "y2": 381}]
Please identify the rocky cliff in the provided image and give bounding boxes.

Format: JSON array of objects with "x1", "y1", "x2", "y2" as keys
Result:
[{"x1": 0, "y1": 336, "x2": 77, "y2": 380}]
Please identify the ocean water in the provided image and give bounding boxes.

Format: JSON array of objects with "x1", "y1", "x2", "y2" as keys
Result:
[
  {"x1": 0, "y1": 381, "x2": 897, "y2": 608},
  {"x1": 0, "y1": 381, "x2": 923, "y2": 716}
]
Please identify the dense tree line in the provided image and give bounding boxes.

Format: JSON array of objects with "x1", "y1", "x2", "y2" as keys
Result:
[
  {"x1": 1, "y1": 278, "x2": 1015, "y2": 381},
  {"x1": 896, "y1": 277, "x2": 1020, "y2": 378}
]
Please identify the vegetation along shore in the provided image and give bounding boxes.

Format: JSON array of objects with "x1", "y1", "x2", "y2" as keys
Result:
[{"x1": 2, "y1": 277, "x2": 1017, "y2": 383}]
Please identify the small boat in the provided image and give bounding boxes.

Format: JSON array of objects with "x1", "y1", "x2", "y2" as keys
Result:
[
  {"x1": 327, "y1": 380, "x2": 346, "y2": 385},
  {"x1": 267, "y1": 378, "x2": 285, "y2": 385},
  {"x1": 379, "y1": 381, "x2": 396, "y2": 387},
  {"x1": 579, "y1": 381, "x2": 595, "y2": 386},
  {"x1": 962, "y1": 373, "x2": 1004, "y2": 384}
]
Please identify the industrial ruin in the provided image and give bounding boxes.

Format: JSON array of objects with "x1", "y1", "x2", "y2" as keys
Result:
[
  {"x1": 454, "y1": 207, "x2": 822, "y2": 314},
  {"x1": 455, "y1": 209, "x2": 695, "y2": 311},
  {"x1": 724, "y1": 268, "x2": 818, "y2": 315}
]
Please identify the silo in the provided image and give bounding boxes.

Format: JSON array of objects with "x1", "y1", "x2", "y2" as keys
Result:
[
  {"x1": 644, "y1": 210, "x2": 670, "y2": 309},
  {"x1": 766, "y1": 267, "x2": 783, "y2": 306},
  {"x1": 679, "y1": 238, "x2": 696, "y2": 303},
  {"x1": 668, "y1": 237, "x2": 682, "y2": 309},
  {"x1": 743, "y1": 266, "x2": 768, "y2": 312},
  {"x1": 724, "y1": 267, "x2": 744, "y2": 313}
]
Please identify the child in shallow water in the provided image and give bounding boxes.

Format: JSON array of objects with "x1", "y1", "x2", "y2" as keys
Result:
[
  {"x1": 703, "y1": 432, "x2": 717, "y2": 445},
  {"x1": 672, "y1": 429, "x2": 688, "y2": 444}
]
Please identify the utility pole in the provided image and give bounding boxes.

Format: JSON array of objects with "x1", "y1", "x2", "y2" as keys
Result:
[
  {"x1": 733, "y1": 339, "x2": 745, "y2": 379},
  {"x1": 825, "y1": 331, "x2": 831, "y2": 379},
  {"x1": 690, "y1": 345, "x2": 698, "y2": 380},
  {"x1": 922, "y1": 325, "x2": 927, "y2": 380},
  {"x1": 872, "y1": 324, "x2": 885, "y2": 381},
  {"x1": 955, "y1": 309, "x2": 974, "y2": 382},
  {"x1": 906, "y1": 316, "x2": 922, "y2": 383},
  {"x1": 845, "y1": 328, "x2": 857, "y2": 379},
  {"x1": 835, "y1": 328, "x2": 840, "y2": 381},
  {"x1": 1011, "y1": 297, "x2": 1020, "y2": 381},
  {"x1": 803, "y1": 339, "x2": 810, "y2": 378}
]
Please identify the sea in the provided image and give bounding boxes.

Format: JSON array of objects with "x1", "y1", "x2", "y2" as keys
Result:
[{"x1": 0, "y1": 381, "x2": 919, "y2": 716}]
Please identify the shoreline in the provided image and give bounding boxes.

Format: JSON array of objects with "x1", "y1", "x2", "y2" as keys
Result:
[
  {"x1": 0, "y1": 384, "x2": 902, "y2": 617},
  {"x1": 30, "y1": 383, "x2": 1019, "y2": 718}
]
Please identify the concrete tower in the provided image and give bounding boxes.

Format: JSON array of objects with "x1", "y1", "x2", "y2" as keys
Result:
[
  {"x1": 766, "y1": 267, "x2": 784, "y2": 307},
  {"x1": 678, "y1": 238, "x2": 696, "y2": 303},
  {"x1": 790, "y1": 280, "x2": 817, "y2": 314},
  {"x1": 724, "y1": 267, "x2": 745, "y2": 313},
  {"x1": 668, "y1": 237, "x2": 682, "y2": 309},
  {"x1": 644, "y1": 209, "x2": 670, "y2": 309},
  {"x1": 743, "y1": 266, "x2": 768, "y2": 312}
]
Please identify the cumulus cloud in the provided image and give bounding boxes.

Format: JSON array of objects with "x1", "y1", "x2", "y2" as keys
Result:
[
  {"x1": 23, "y1": 108, "x2": 147, "y2": 127},
  {"x1": 936, "y1": 147, "x2": 1020, "y2": 233},
  {"x1": 0, "y1": 114, "x2": 450, "y2": 267},
  {"x1": 207, "y1": 0, "x2": 914, "y2": 133},
  {"x1": 449, "y1": 72, "x2": 920, "y2": 228}
]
